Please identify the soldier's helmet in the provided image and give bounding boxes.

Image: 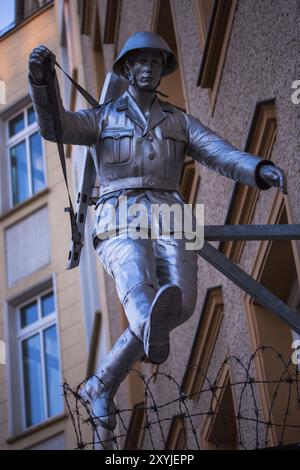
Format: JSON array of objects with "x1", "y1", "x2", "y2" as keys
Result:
[{"x1": 113, "y1": 31, "x2": 178, "y2": 78}]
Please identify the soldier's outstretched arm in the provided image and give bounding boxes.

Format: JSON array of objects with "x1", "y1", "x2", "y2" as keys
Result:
[
  {"x1": 185, "y1": 113, "x2": 281, "y2": 191},
  {"x1": 28, "y1": 45, "x2": 98, "y2": 146}
]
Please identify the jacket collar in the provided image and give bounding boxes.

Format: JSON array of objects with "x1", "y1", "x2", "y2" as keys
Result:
[{"x1": 116, "y1": 90, "x2": 172, "y2": 135}]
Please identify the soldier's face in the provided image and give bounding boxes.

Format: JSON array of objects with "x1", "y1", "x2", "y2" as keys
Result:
[{"x1": 130, "y1": 50, "x2": 163, "y2": 91}]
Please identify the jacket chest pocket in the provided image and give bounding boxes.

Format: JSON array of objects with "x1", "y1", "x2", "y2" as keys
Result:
[
  {"x1": 163, "y1": 130, "x2": 187, "y2": 166},
  {"x1": 101, "y1": 128, "x2": 133, "y2": 166}
]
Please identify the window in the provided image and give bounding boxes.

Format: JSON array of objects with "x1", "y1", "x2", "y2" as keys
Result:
[
  {"x1": 195, "y1": 0, "x2": 214, "y2": 50},
  {"x1": 17, "y1": 290, "x2": 63, "y2": 428},
  {"x1": 166, "y1": 416, "x2": 187, "y2": 450},
  {"x1": 6, "y1": 105, "x2": 46, "y2": 207},
  {"x1": 103, "y1": 0, "x2": 120, "y2": 45},
  {"x1": 244, "y1": 193, "x2": 300, "y2": 446},
  {"x1": 152, "y1": 0, "x2": 186, "y2": 110},
  {"x1": 221, "y1": 100, "x2": 277, "y2": 261},
  {"x1": 201, "y1": 365, "x2": 238, "y2": 449},
  {"x1": 124, "y1": 403, "x2": 145, "y2": 450},
  {"x1": 0, "y1": 0, "x2": 53, "y2": 37},
  {"x1": 77, "y1": 0, "x2": 105, "y2": 101},
  {"x1": 0, "y1": 0, "x2": 16, "y2": 36},
  {"x1": 196, "y1": 0, "x2": 238, "y2": 111},
  {"x1": 182, "y1": 287, "x2": 223, "y2": 400}
]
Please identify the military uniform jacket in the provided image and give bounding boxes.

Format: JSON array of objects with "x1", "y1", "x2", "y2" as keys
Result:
[{"x1": 29, "y1": 75, "x2": 272, "y2": 242}]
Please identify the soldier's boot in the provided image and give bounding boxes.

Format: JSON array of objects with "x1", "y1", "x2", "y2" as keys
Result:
[
  {"x1": 80, "y1": 328, "x2": 144, "y2": 430},
  {"x1": 144, "y1": 284, "x2": 182, "y2": 364},
  {"x1": 123, "y1": 282, "x2": 182, "y2": 364}
]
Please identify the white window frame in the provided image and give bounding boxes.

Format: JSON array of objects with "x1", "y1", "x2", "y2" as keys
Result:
[
  {"x1": 6, "y1": 104, "x2": 47, "y2": 208},
  {"x1": 4, "y1": 275, "x2": 64, "y2": 436},
  {"x1": 17, "y1": 289, "x2": 62, "y2": 429}
]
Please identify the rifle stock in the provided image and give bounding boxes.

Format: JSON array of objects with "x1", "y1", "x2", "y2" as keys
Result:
[{"x1": 66, "y1": 150, "x2": 97, "y2": 269}]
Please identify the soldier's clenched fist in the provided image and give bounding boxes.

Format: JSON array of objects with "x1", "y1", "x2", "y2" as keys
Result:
[{"x1": 28, "y1": 45, "x2": 56, "y2": 85}]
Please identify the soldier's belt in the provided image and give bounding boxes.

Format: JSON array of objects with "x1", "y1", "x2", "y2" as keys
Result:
[{"x1": 99, "y1": 176, "x2": 181, "y2": 196}]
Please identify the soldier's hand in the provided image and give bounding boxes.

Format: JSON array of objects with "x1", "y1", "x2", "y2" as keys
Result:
[
  {"x1": 28, "y1": 45, "x2": 56, "y2": 85},
  {"x1": 258, "y1": 164, "x2": 288, "y2": 194}
]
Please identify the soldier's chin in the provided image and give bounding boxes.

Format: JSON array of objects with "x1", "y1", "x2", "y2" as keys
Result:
[{"x1": 138, "y1": 83, "x2": 157, "y2": 92}]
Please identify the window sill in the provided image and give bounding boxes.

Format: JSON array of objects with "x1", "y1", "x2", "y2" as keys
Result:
[
  {"x1": 0, "y1": 187, "x2": 50, "y2": 223},
  {"x1": 6, "y1": 411, "x2": 68, "y2": 445}
]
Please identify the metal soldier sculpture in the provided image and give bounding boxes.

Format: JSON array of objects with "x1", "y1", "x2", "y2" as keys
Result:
[{"x1": 28, "y1": 32, "x2": 287, "y2": 430}]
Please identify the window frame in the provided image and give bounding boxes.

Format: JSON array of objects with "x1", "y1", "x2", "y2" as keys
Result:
[
  {"x1": 201, "y1": 363, "x2": 239, "y2": 450},
  {"x1": 181, "y1": 286, "x2": 224, "y2": 400},
  {"x1": 0, "y1": 0, "x2": 54, "y2": 40},
  {"x1": 196, "y1": 0, "x2": 238, "y2": 112},
  {"x1": 220, "y1": 100, "x2": 277, "y2": 261},
  {"x1": 244, "y1": 193, "x2": 300, "y2": 446},
  {"x1": 165, "y1": 415, "x2": 187, "y2": 450},
  {"x1": 4, "y1": 276, "x2": 64, "y2": 436},
  {"x1": 123, "y1": 402, "x2": 146, "y2": 450},
  {"x1": 5, "y1": 104, "x2": 47, "y2": 209},
  {"x1": 17, "y1": 289, "x2": 62, "y2": 430}
]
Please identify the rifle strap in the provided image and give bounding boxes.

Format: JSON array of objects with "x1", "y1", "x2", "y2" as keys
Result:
[
  {"x1": 43, "y1": 61, "x2": 98, "y2": 245},
  {"x1": 55, "y1": 61, "x2": 99, "y2": 107}
]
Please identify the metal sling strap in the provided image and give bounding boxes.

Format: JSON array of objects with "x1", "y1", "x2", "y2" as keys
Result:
[{"x1": 43, "y1": 61, "x2": 99, "y2": 248}]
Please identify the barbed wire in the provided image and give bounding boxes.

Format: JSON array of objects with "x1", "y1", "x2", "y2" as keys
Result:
[{"x1": 63, "y1": 346, "x2": 300, "y2": 450}]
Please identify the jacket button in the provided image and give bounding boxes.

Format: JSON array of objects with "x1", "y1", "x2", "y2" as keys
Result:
[
  {"x1": 149, "y1": 153, "x2": 155, "y2": 160},
  {"x1": 147, "y1": 134, "x2": 154, "y2": 141}
]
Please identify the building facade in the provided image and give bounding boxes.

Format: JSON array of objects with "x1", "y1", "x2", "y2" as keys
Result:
[{"x1": 0, "y1": 0, "x2": 299, "y2": 450}]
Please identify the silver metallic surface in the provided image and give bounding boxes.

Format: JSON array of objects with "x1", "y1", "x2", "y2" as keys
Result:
[
  {"x1": 27, "y1": 33, "x2": 275, "y2": 428},
  {"x1": 28, "y1": 80, "x2": 272, "y2": 246},
  {"x1": 113, "y1": 31, "x2": 178, "y2": 78},
  {"x1": 96, "y1": 234, "x2": 198, "y2": 339},
  {"x1": 80, "y1": 328, "x2": 144, "y2": 430},
  {"x1": 99, "y1": 175, "x2": 180, "y2": 196},
  {"x1": 28, "y1": 83, "x2": 272, "y2": 198},
  {"x1": 92, "y1": 188, "x2": 201, "y2": 246},
  {"x1": 204, "y1": 224, "x2": 300, "y2": 241}
]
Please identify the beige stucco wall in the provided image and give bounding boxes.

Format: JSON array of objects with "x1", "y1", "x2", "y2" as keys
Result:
[{"x1": 0, "y1": 4, "x2": 88, "y2": 450}]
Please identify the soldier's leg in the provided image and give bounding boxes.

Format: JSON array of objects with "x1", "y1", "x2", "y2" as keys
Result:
[
  {"x1": 80, "y1": 235, "x2": 155, "y2": 429},
  {"x1": 154, "y1": 236, "x2": 198, "y2": 332},
  {"x1": 97, "y1": 234, "x2": 182, "y2": 362},
  {"x1": 80, "y1": 327, "x2": 144, "y2": 430},
  {"x1": 96, "y1": 235, "x2": 158, "y2": 339}
]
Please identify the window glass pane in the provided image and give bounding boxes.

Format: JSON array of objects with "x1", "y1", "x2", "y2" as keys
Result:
[
  {"x1": 27, "y1": 106, "x2": 36, "y2": 125},
  {"x1": 29, "y1": 132, "x2": 45, "y2": 194},
  {"x1": 20, "y1": 301, "x2": 38, "y2": 328},
  {"x1": 41, "y1": 292, "x2": 55, "y2": 317},
  {"x1": 43, "y1": 325, "x2": 63, "y2": 417},
  {"x1": 0, "y1": 0, "x2": 16, "y2": 36},
  {"x1": 10, "y1": 140, "x2": 29, "y2": 205},
  {"x1": 22, "y1": 334, "x2": 45, "y2": 427},
  {"x1": 9, "y1": 112, "x2": 24, "y2": 137}
]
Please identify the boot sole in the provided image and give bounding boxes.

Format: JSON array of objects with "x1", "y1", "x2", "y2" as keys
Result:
[{"x1": 147, "y1": 284, "x2": 182, "y2": 365}]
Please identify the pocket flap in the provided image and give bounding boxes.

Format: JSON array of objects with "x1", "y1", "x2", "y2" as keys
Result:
[
  {"x1": 163, "y1": 130, "x2": 187, "y2": 143},
  {"x1": 102, "y1": 128, "x2": 133, "y2": 140}
]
